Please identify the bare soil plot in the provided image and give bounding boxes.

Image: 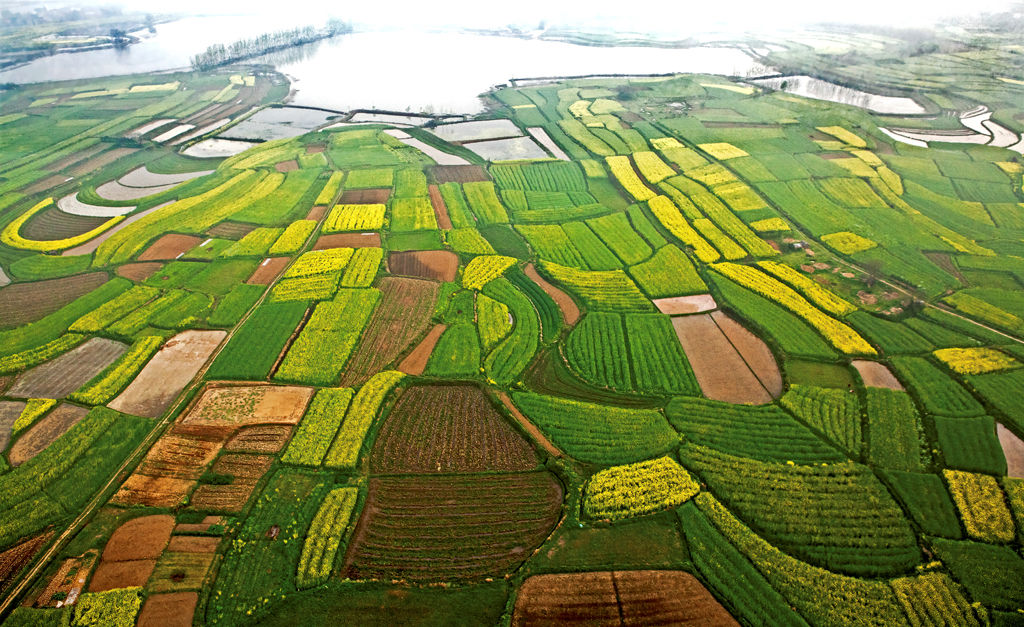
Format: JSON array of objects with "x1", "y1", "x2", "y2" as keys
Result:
[
  {"x1": 117, "y1": 262, "x2": 163, "y2": 281},
  {"x1": 44, "y1": 142, "x2": 106, "y2": 173},
  {"x1": 0, "y1": 401, "x2": 26, "y2": 453},
  {"x1": 110, "y1": 330, "x2": 226, "y2": 418},
  {"x1": 188, "y1": 483, "x2": 259, "y2": 513},
  {"x1": 9, "y1": 337, "x2": 127, "y2": 399},
  {"x1": 147, "y1": 552, "x2": 215, "y2": 593},
  {"x1": 525, "y1": 263, "x2": 579, "y2": 325},
  {"x1": 167, "y1": 536, "x2": 219, "y2": 553},
  {"x1": 428, "y1": 184, "x2": 453, "y2": 229},
  {"x1": 68, "y1": 147, "x2": 137, "y2": 177},
  {"x1": 305, "y1": 205, "x2": 327, "y2": 221},
  {"x1": 306, "y1": 144, "x2": 325, "y2": 154},
  {"x1": 711, "y1": 311, "x2": 783, "y2": 397},
  {"x1": 314, "y1": 233, "x2": 381, "y2": 250},
  {"x1": 211, "y1": 453, "x2": 274, "y2": 480},
  {"x1": 653, "y1": 294, "x2": 717, "y2": 315},
  {"x1": 398, "y1": 324, "x2": 447, "y2": 376},
  {"x1": 21, "y1": 206, "x2": 107, "y2": 239},
  {"x1": 672, "y1": 314, "x2": 773, "y2": 404},
  {"x1": 275, "y1": 159, "x2": 298, "y2": 173},
  {"x1": 111, "y1": 474, "x2": 196, "y2": 508},
  {"x1": 102, "y1": 515, "x2": 175, "y2": 562},
  {"x1": 246, "y1": 257, "x2": 289, "y2": 284},
  {"x1": 0, "y1": 272, "x2": 107, "y2": 328},
  {"x1": 224, "y1": 424, "x2": 292, "y2": 453},
  {"x1": 138, "y1": 234, "x2": 204, "y2": 261},
  {"x1": 388, "y1": 250, "x2": 458, "y2": 282},
  {"x1": 0, "y1": 532, "x2": 52, "y2": 595},
  {"x1": 8, "y1": 403, "x2": 89, "y2": 466},
  {"x1": 174, "y1": 516, "x2": 224, "y2": 535},
  {"x1": 997, "y1": 423, "x2": 1024, "y2": 479},
  {"x1": 61, "y1": 202, "x2": 171, "y2": 257},
  {"x1": 513, "y1": 570, "x2": 738, "y2": 627},
  {"x1": 88, "y1": 558, "x2": 157, "y2": 591},
  {"x1": 34, "y1": 548, "x2": 95, "y2": 607},
  {"x1": 851, "y1": 360, "x2": 904, "y2": 390},
  {"x1": 137, "y1": 592, "x2": 198, "y2": 627},
  {"x1": 340, "y1": 188, "x2": 391, "y2": 204},
  {"x1": 343, "y1": 472, "x2": 561, "y2": 582},
  {"x1": 371, "y1": 385, "x2": 539, "y2": 473},
  {"x1": 430, "y1": 165, "x2": 489, "y2": 184},
  {"x1": 181, "y1": 385, "x2": 312, "y2": 427},
  {"x1": 206, "y1": 222, "x2": 255, "y2": 239},
  {"x1": 340, "y1": 277, "x2": 440, "y2": 386},
  {"x1": 136, "y1": 432, "x2": 227, "y2": 480}
]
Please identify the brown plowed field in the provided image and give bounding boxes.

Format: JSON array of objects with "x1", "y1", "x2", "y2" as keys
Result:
[
  {"x1": 188, "y1": 483, "x2": 259, "y2": 513},
  {"x1": 306, "y1": 144, "x2": 325, "y2": 154},
  {"x1": 21, "y1": 207, "x2": 106, "y2": 240},
  {"x1": 339, "y1": 277, "x2": 439, "y2": 386},
  {"x1": 428, "y1": 184, "x2": 453, "y2": 229},
  {"x1": 110, "y1": 329, "x2": 226, "y2": 418},
  {"x1": 370, "y1": 385, "x2": 539, "y2": 474},
  {"x1": 102, "y1": 515, "x2": 175, "y2": 562},
  {"x1": 211, "y1": 453, "x2": 274, "y2": 479},
  {"x1": 68, "y1": 147, "x2": 137, "y2": 177},
  {"x1": 711, "y1": 311, "x2": 783, "y2": 397},
  {"x1": 206, "y1": 222, "x2": 255, "y2": 239},
  {"x1": 0, "y1": 272, "x2": 107, "y2": 328},
  {"x1": 166, "y1": 536, "x2": 220, "y2": 554},
  {"x1": 430, "y1": 165, "x2": 489, "y2": 183},
  {"x1": 306, "y1": 205, "x2": 327, "y2": 221},
  {"x1": 135, "y1": 432, "x2": 227, "y2": 480},
  {"x1": 8, "y1": 403, "x2": 89, "y2": 466},
  {"x1": 224, "y1": 424, "x2": 292, "y2": 453},
  {"x1": 997, "y1": 423, "x2": 1024, "y2": 479},
  {"x1": 138, "y1": 234, "x2": 204, "y2": 261},
  {"x1": 525, "y1": 263, "x2": 579, "y2": 325},
  {"x1": 88, "y1": 558, "x2": 156, "y2": 591},
  {"x1": 314, "y1": 233, "x2": 381, "y2": 250},
  {"x1": 398, "y1": 324, "x2": 446, "y2": 376},
  {"x1": 137, "y1": 592, "x2": 198, "y2": 627},
  {"x1": 0, "y1": 401, "x2": 26, "y2": 455},
  {"x1": 9, "y1": 337, "x2": 127, "y2": 399},
  {"x1": 275, "y1": 159, "x2": 298, "y2": 173},
  {"x1": 147, "y1": 552, "x2": 215, "y2": 593},
  {"x1": 851, "y1": 360, "x2": 905, "y2": 390},
  {"x1": 339, "y1": 188, "x2": 391, "y2": 204},
  {"x1": 671, "y1": 314, "x2": 772, "y2": 405},
  {"x1": 388, "y1": 250, "x2": 458, "y2": 282},
  {"x1": 35, "y1": 549, "x2": 96, "y2": 607},
  {"x1": 181, "y1": 385, "x2": 312, "y2": 427},
  {"x1": 0, "y1": 532, "x2": 52, "y2": 594},
  {"x1": 117, "y1": 262, "x2": 163, "y2": 281},
  {"x1": 111, "y1": 474, "x2": 195, "y2": 508},
  {"x1": 343, "y1": 472, "x2": 561, "y2": 582},
  {"x1": 513, "y1": 570, "x2": 738, "y2": 627},
  {"x1": 246, "y1": 257, "x2": 289, "y2": 284},
  {"x1": 652, "y1": 294, "x2": 717, "y2": 315}
]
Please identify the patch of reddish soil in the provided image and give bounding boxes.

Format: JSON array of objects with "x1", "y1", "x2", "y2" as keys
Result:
[
  {"x1": 851, "y1": 360, "x2": 904, "y2": 390},
  {"x1": 173, "y1": 516, "x2": 224, "y2": 535},
  {"x1": 314, "y1": 233, "x2": 381, "y2": 250},
  {"x1": 819, "y1": 152, "x2": 850, "y2": 160},
  {"x1": 211, "y1": 453, "x2": 274, "y2": 479},
  {"x1": 371, "y1": 385, "x2": 538, "y2": 473},
  {"x1": 0, "y1": 532, "x2": 53, "y2": 594},
  {"x1": 525, "y1": 263, "x2": 579, "y2": 325},
  {"x1": 137, "y1": 592, "x2": 198, "y2": 627},
  {"x1": 513, "y1": 571, "x2": 739, "y2": 627},
  {"x1": 672, "y1": 314, "x2": 772, "y2": 404},
  {"x1": 188, "y1": 483, "x2": 259, "y2": 513},
  {"x1": 8, "y1": 403, "x2": 89, "y2": 466},
  {"x1": 35, "y1": 549, "x2": 96, "y2": 607},
  {"x1": 275, "y1": 159, "x2": 298, "y2": 173},
  {"x1": 397, "y1": 324, "x2": 447, "y2": 376},
  {"x1": 68, "y1": 147, "x2": 137, "y2": 177},
  {"x1": 102, "y1": 515, "x2": 175, "y2": 562},
  {"x1": 182, "y1": 385, "x2": 312, "y2": 427},
  {"x1": 497, "y1": 391, "x2": 562, "y2": 458},
  {"x1": 166, "y1": 536, "x2": 220, "y2": 554},
  {"x1": 88, "y1": 559, "x2": 156, "y2": 592},
  {"x1": 305, "y1": 144, "x2": 325, "y2": 154},
  {"x1": 110, "y1": 330, "x2": 226, "y2": 418},
  {"x1": 0, "y1": 272, "x2": 107, "y2": 329},
  {"x1": 246, "y1": 257, "x2": 289, "y2": 284},
  {"x1": 224, "y1": 424, "x2": 293, "y2": 453},
  {"x1": 997, "y1": 423, "x2": 1024, "y2": 479},
  {"x1": 10, "y1": 337, "x2": 127, "y2": 399},
  {"x1": 111, "y1": 474, "x2": 195, "y2": 508},
  {"x1": 117, "y1": 262, "x2": 163, "y2": 281},
  {"x1": 136, "y1": 433, "x2": 226, "y2": 480},
  {"x1": 340, "y1": 188, "x2": 391, "y2": 204},
  {"x1": 428, "y1": 184, "x2": 453, "y2": 229},
  {"x1": 138, "y1": 234, "x2": 204, "y2": 261},
  {"x1": 388, "y1": 250, "x2": 458, "y2": 282},
  {"x1": 430, "y1": 165, "x2": 489, "y2": 184},
  {"x1": 340, "y1": 277, "x2": 439, "y2": 386},
  {"x1": 711, "y1": 311, "x2": 783, "y2": 397},
  {"x1": 652, "y1": 294, "x2": 717, "y2": 315},
  {"x1": 306, "y1": 205, "x2": 327, "y2": 221}
]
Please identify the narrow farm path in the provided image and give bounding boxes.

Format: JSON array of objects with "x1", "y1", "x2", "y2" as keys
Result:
[{"x1": 497, "y1": 391, "x2": 563, "y2": 459}]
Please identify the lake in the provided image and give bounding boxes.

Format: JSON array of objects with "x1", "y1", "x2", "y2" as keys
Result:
[{"x1": 0, "y1": 16, "x2": 768, "y2": 114}]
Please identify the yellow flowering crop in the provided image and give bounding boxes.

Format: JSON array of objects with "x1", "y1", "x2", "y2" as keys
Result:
[
  {"x1": 933, "y1": 347, "x2": 1020, "y2": 375},
  {"x1": 821, "y1": 231, "x2": 878, "y2": 254},
  {"x1": 698, "y1": 142, "x2": 749, "y2": 160}
]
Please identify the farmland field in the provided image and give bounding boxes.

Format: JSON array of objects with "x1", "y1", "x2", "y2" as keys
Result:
[{"x1": 1, "y1": 22, "x2": 1023, "y2": 627}]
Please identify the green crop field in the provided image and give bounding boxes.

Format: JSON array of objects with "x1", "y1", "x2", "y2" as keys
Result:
[{"x1": 0, "y1": 20, "x2": 1022, "y2": 627}]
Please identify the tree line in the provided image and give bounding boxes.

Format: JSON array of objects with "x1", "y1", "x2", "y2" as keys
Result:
[{"x1": 190, "y1": 19, "x2": 351, "y2": 71}]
